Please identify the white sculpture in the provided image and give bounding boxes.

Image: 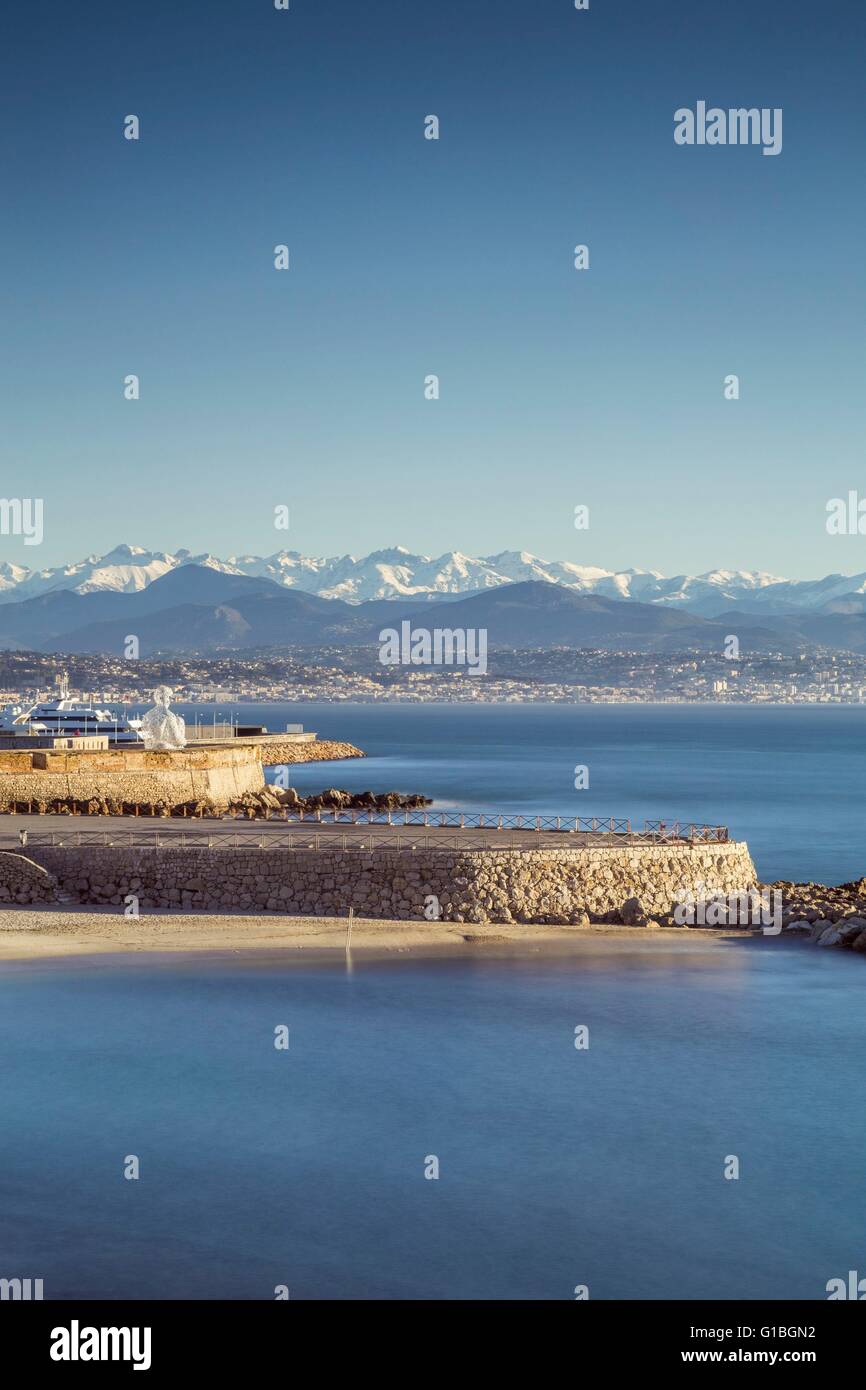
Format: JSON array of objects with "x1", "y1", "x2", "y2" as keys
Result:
[{"x1": 139, "y1": 686, "x2": 186, "y2": 750}]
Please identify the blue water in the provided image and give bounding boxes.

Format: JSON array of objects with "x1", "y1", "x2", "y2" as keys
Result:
[
  {"x1": 0, "y1": 938, "x2": 862, "y2": 1301},
  {"x1": 181, "y1": 701, "x2": 866, "y2": 884},
  {"x1": 3, "y1": 703, "x2": 864, "y2": 1301}
]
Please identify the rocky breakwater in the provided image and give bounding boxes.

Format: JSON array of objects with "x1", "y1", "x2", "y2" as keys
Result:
[
  {"x1": 258, "y1": 739, "x2": 364, "y2": 767},
  {"x1": 197, "y1": 786, "x2": 430, "y2": 820},
  {"x1": 28, "y1": 838, "x2": 757, "y2": 922},
  {"x1": 279, "y1": 788, "x2": 430, "y2": 814},
  {"x1": 772, "y1": 877, "x2": 866, "y2": 957}
]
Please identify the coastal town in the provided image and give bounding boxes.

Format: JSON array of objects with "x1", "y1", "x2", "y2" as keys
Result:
[{"x1": 1, "y1": 647, "x2": 865, "y2": 706}]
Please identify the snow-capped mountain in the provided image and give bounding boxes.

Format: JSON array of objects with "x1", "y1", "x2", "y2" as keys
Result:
[{"x1": 1, "y1": 543, "x2": 865, "y2": 616}]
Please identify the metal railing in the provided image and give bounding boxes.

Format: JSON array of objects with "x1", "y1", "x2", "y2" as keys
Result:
[
  {"x1": 267, "y1": 809, "x2": 727, "y2": 841},
  {"x1": 0, "y1": 802, "x2": 727, "y2": 842},
  {"x1": 9, "y1": 814, "x2": 729, "y2": 851}
]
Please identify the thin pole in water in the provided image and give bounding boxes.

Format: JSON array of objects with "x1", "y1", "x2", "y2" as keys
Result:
[{"x1": 346, "y1": 907, "x2": 354, "y2": 953}]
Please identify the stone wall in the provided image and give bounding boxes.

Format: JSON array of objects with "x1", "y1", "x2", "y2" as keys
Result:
[
  {"x1": 0, "y1": 851, "x2": 60, "y2": 904},
  {"x1": 28, "y1": 840, "x2": 757, "y2": 923},
  {"x1": 0, "y1": 745, "x2": 264, "y2": 810},
  {"x1": 257, "y1": 739, "x2": 365, "y2": 767}
]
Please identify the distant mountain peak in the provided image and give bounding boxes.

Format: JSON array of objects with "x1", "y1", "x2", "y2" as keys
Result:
[{"x1": 0, "y1": 545, "x2": 864, "y2": 620}]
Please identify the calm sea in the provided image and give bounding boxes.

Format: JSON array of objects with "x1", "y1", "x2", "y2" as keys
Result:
[
  {"x1": 0, "y1": 938, "x2": 863, "y2": 1300},
  {"x1": 3, "y1": 703, "x2": 863, "y2": 1301},
  {"x1": 178, "y1": 701, "x2": 866, "y2": 884}
]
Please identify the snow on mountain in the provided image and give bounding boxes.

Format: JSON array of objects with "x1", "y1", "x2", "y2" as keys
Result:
[
  {"x1": 70, "y1": 546, "x2": 185, "y2": 595},
  {"x1": 0, "y1": 561, "x2": 32, "y2": 595},
  {"x1": 632, "y1": 570, "x2": 787, "y2": 616},
  {"x1": 0, "y1": 545, "x2": 864, "y2": 615},
  {"x1": 0, "y1": 546, "x2": 184, "y2": 602},
  {"x1": 225, "y1": 547, "x2": 512, "y2": 602},
  {"x1": 740, "y1": 571, "x2": 866, "y2": 614}
]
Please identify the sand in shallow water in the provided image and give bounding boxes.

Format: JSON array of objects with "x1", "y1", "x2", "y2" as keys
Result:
[{"x1": 0, "y1": 907, "x2": 759, "y2": 961}]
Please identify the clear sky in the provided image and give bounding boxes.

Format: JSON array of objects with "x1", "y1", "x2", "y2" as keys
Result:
[{"x1": 1, "y1": 0, "x2": 864, "y2": 577}]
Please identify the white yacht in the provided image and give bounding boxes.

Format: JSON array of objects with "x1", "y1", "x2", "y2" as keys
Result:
[{"x1": 0, "y1": 673, "x2": 143, "y2": 745}]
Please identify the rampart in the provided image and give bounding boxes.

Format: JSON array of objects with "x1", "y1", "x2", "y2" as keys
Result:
[
  {"x1": 0, "y1": 745, "x2": 264, "y2": 810},
  {"x1": 23, "y1": 839, "x2": 757, "y2": 923}
]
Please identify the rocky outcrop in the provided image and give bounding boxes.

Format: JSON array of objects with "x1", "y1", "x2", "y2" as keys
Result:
[
  {"x1": 27, "y1": 840, "x2": 756, "y2": 922},
  {"x1": 278, "y1": 788, "x2": 430, "y2": 813},
  {"x1": 0, "y1": 784, "x2": 428, "y2": 820},
  {"x1": 772, "y1": 878, "x2": 866, "y2": 956}
]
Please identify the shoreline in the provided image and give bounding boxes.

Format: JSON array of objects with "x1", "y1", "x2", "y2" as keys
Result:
[{"x1": 0, "y1": 907, "x2": 763, "y2": 963}]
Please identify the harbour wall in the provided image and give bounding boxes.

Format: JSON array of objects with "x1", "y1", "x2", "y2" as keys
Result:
[
  {"x1": 20, "y1": 840, "x2": 757, "y2": 922},
  {"x1": 0, "y1": 739, "x2": 365, "y2": 810},
  {"x1": 0, "y1": 745, "x2": 265, "y2": 810},
  {"x1": 255, "y1": 738, "x2": 365, "y2": 767}
]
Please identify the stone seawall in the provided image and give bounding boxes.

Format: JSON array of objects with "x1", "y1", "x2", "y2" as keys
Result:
[
  {"x1": 0, "y1": 745, "x2": 264, "y2": 810},
  {"x1": 29, "y1": 840, "x2": 757, "y2": 923},
  {"x1": 0, "y1": 851, "x2": 59, "y2": 904},
  {"x1": 0, "y1": 738, "x2": 366, "y2": 812}
]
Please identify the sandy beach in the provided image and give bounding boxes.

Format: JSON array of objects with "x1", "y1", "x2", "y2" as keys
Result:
[{"x1": 0, "y1": 906, "x2": 760, "y2": 961}]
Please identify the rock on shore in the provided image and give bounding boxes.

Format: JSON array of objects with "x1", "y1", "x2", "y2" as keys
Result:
[
  {"x1": 771, "y1": 878, "x2": 866, "y2": 954},
  {"x1": 227, "y1": 787, "x2": 432, "y2": 819},
  {"x1": 0, "y1": 785, "x2": 426, "y2": 821}
]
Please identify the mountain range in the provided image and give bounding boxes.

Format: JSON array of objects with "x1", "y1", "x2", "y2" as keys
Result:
[
  {"x1": 3, "y1": 560, "x2": 866, "y2": 656},
  {"x1": 5, "y1": 543, "x2": 866, "y2": 617}
]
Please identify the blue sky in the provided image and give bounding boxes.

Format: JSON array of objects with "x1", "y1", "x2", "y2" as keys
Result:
[{"x1": 1, "y1": 0, "x2": 864, "y2": 577}]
